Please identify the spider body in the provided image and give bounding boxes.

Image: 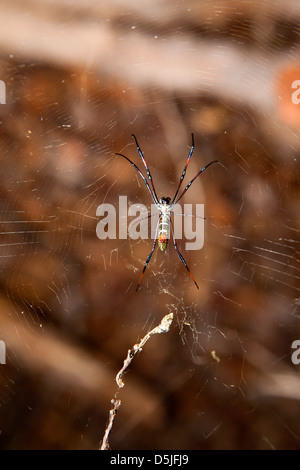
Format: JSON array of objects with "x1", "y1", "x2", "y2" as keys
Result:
[
  {"x1": 157, "y1": 198, "x2": 171, "y2": 252},
  {"x1": 115, "y1": 134, "x2": 218, "y2": 291}
]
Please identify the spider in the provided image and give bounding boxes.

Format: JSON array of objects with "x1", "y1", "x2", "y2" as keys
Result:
[{"x1": 116, "y1": 134, "x2": 218, "y2": 291}]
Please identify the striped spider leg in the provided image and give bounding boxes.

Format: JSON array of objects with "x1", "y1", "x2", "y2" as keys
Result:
[{"x1": 115, "y1": 134, "x2": 218, "y2": 290}]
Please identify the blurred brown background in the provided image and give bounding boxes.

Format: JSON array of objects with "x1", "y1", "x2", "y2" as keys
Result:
[{"x1": 0, "y1": 0, "x2": 299, "y2": 450}]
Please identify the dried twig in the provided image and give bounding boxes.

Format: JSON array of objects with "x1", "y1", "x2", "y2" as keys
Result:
[
  {"x1": 99, "y1": 312, "x2": 174, "y2": 450},
  {"x1": 99, "y1": 399, "x2": 121, "y2": 451}
]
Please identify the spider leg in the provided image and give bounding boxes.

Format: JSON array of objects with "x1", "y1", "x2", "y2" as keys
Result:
[
  {"x1": 172, "y1": 133, "x2": 194, "y2": 204},
  {"x1": 115, "y1": 152, "x2": 157, "y2": 204},
  {"x1": 132, "y1": 134, "x2": 159, "y2": 204},
  {"x1": 136, "y1": 236, "x2": 158, "y2": 291},
  {"x1": 170, "y1": 219, "x2": 199, "y2": 289},
  {"x1": 175, "y1": 160, "x2": 219, "y2": 205}
]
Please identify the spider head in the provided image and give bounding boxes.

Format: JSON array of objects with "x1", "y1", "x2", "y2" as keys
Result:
[{"x1": 160, "y1": 197, "x2": 171, "y2": 205}]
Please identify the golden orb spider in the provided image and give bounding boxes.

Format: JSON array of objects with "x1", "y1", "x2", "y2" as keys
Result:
[{"x1": 116, "y1": 134, "x2": 218, "y2": 291}]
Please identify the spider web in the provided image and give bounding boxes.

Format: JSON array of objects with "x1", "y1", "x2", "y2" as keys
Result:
[{"x1": 0, "y1": 0, "x2": 299, "y2": 450}]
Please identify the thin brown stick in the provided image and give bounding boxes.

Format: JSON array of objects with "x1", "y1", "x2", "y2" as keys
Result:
[
  {"x1": 99, "y1": 399, "x2": 121, "y2": 451},
  {"x1": 99, "y1": 312, "x2": 174, "y2": 450}
]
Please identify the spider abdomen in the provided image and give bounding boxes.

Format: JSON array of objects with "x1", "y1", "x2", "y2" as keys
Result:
[{"x1": 158, "y1": 214, "x2": 170, "y2": 251}]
